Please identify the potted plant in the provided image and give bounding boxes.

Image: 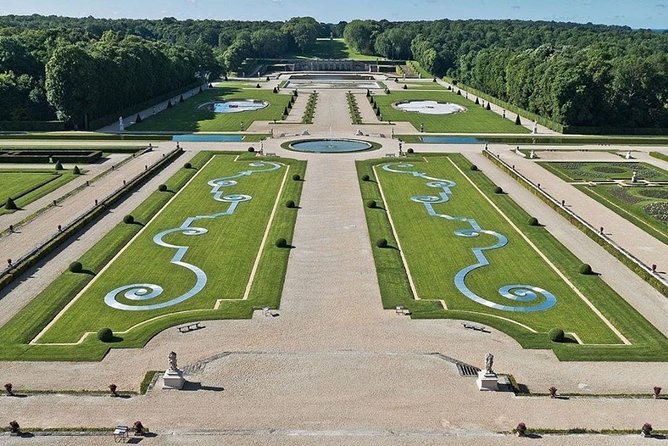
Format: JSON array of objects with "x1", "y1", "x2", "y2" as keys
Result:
[
  {"x1": 548, "y1": 386, "x2": 557, "y2": 398},
  {"x1": 641, "y1": 423, "x2": 653, "y2": 437},
  {"x1": 109, "y1": 384, "x2": 118, "y2": 397},
  {"x1": 133, "y1": 420, "x2": 145, "y2": 435},
  {"x1": 653, "y1": 386, "x2": 662, "y2": 399},
  {"x1": 4, "y1": 383, "x2": 13, "y2": 396},
  {"x1": 516, "y1": 422, "x2": 527, "y2": 437},
  {"x1": 9, "y1": 420, "x2": 20, "y2": 436}
]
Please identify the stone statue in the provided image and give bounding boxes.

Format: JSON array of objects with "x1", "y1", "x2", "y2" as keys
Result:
[
  {"x1": 632, "y1": 170, "x2": 638, "y2": 183},
  {"x1": 625, "y1": 150, "x2": 632, "y2": 159},
  {"x1": 485, "y1": 352, "x2": 494, "y2": 374},
  {"x1": 118, "y1": 117, "x2": 124, "y2": 132},
  {"x1": 168, "y1": 351, "x2": 178, "y2": 371}
]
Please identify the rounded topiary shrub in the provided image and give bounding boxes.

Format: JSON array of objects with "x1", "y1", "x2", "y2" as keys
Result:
[
  {"x1": 362, "y1": 174, "x2": 370, "y2": 181},
  {"x1": 407, "y1": 148, "x2": 414, "y2": 154},
  {"x1": 548, "y1": 328, "x2": 565, "y2": 343},
  {"x1": 158, "y1": 184, "x2": 168, "y2": 192},
  {"x1": 494, "y1": 186, "x2": 503, "y2": 194},
  {"x1": 123, "y1": 215, "x2": 134, "y2": 224},
  {"x1": 528, "y1": 217, "x2": 539, "y2": 226},
  {"x1": 286, "y1": 200, "x2": 296, "y2": 208},
  {"x1": 248, "y1": 147, "x2": 255, "y2": 152},
  {"x1": 54, "y1": 161, "x2": 63, "y2": 170},
  {"x1": 470, "y1": 164, "x2": 478, "y2": 171},
  {"x1": 376, "y1": 238, "x2": 388, "y2": 248},
  {"x1": 184, "y1": 162, "x2": 192, "y2": 169},
  {"x1": 579, "y1": 263, "x2": 593, "y2": 275},
  {"x1": 275, "y1": 238, "x2": 288, "y2": 248},
  {"x1": 292, "y1": 174, "x2": 301, "y2": 181},
  {"x1": 69, "y1": 261, "x2": 83, "y2": 273},
  {"x1": 97, "y1": 328, "x2": 113, "y2": 342},
  {"x1": 367, "y1": 200, "x2": 377, "y2": 209},
  {"x1": 73, "y1": 165, "x2": 81, "y2": 175}
]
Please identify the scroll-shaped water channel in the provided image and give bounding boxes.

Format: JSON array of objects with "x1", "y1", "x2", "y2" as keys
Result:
[
  {"x1": 382, "y1": 163, "x2": 556, "y2": 313},
  {"x1": 104, "y1": 161, "x2": 281, "y2": 311}
]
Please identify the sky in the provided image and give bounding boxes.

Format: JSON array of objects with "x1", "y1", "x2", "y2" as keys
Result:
[{"x1": 0, "y1": 0, "x2": 665, "y2": 29}]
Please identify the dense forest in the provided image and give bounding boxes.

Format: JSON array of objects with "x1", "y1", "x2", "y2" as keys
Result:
[
  {"x1": 345, "y1": 19, "x2": 668, "y2": 131},
  {"x1": 0, "y1": 14, "x2": 666, "y2": 131}
]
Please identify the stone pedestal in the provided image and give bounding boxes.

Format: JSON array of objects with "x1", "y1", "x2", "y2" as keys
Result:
[
  {"x1": 476, "y1": 371, "x2": 499, "y2": 391},
  {"x1": 162, "y1": 368, "x2": 185, "y2": 390}
]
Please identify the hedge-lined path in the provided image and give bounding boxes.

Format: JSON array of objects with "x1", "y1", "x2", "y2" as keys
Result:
[
  {"x1": 435, "y1": 78, "x2": 559, "y2": 135},
  {"x1": 0, "y1": 154, "x2": 130, "y2": 232},
  {"x1": 0, "y1": 136, "x2": 667, "y2": 439},
  {"x1": 0, "y1": 148, "x2": 197, "y2": 329},
  {"x1": 484, "y1": 148, "x2": 668, "y2": 271},
  {"x1": 466, "y1": 150, "x2": 668, "y2": 338},
  {"x1": 0, "y1": 148, "x2": 169, "y2": 269}
]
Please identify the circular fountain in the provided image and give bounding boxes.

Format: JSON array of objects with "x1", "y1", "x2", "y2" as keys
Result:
[{"x1": 288, "y1": 139, "x2": 374, "y2": 153}]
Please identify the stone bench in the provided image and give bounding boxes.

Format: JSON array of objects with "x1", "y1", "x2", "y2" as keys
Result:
[
  {"x1": 177, "y1": 322, "x2": 203, "y2": 333},
  {"x1": 395, "y1": 305, "x2": 411, "y2": 316}
]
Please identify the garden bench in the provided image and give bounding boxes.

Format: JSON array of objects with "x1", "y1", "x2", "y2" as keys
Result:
[
  {"x1": 113, "y1": 425, "x2": 128, "y2": 442},
  {"x1": 395, "y1": 305, "x2": 411, "y2": 316},
  {"x1": 461, "y1": 322, "x2": 490, "y2": 333},
  {"x1": 177, "y1": 322, "x2": 203, "y2": 333}
]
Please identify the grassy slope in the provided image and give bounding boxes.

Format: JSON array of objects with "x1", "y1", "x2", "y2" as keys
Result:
[
  {"x1": 357, "y1": 154, "x2": 668, "y2": 361},
  {"x1": 127, "y1": 86, "x2": 291, "y2": 132},
  {"x1": 371, "y1": 90, "x2": 530, "y2": 133},
  {"x1": 0, "y1": 152, "x2": 305, "y2": 360}
]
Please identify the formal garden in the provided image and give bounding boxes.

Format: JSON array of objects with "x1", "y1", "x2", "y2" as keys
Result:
[
  {"x1": 0, "y1": 152, "x2": 305, "y2": 360},
  {"x1": 127, "y1": 84, "x2": 292, "y2": 132},
  {"x1": 539, "y1": 161, "x2": 668, "y2": 244},
  {"x1": 368, "y1": 90, "x2": 530, "y2": 133},
  {"x1": 357, "y1": 154, "x2": 668, "y2": 361}
]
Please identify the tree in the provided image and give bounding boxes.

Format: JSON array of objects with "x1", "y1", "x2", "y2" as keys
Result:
[
  {"x1": 282, "y1": 17, "x2": 319, "y2": 53},
  {"x1": 45, "y1": 45, "x2": 98, "y2": 128}
]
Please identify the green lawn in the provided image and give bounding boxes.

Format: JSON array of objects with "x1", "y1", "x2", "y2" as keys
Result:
[
  {"x1": 0, "y1": 152, "x2": 305, "y2": 360},
  {"x1": 538, "y1": 161, "x2": 668, "y2": 244},
  {"x1": 127, "y1": 86, "x2": 291, "y2": 132},
  {"x1": 370, "y1": 90, "x2": 530, "y2": 133},
  {"x1": 357, "y1": 154, "x2": 668, "y2": 361},
  {"x1": 0, "y1": 170, "x2": 77, "y2": 213}
]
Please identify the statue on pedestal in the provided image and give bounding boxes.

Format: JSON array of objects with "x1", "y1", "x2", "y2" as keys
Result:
[
  {"x1": 485, "y1": 352, "x2": 494, "y2": 374},
  {"x1": 168, "y1": 351, "x2": 178, "y2": 371},
  {"x1": 632, "y1": 170, "x2": 638, "y2": 183},
  {"x1": 118, "y1": 117, "x2": 124, "y2": 132}
]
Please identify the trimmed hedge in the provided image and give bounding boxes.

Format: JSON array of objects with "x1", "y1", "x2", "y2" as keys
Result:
[
  {"x1": 579, "y1": 263, "x2": 593, "y2": 275},
  {"x1": 482, "y1": 149, "x2": 667, "y2": 296},
  {"x1": 123, "y1": 215, "x2": 135, "y2": 224},
  {"x1": 377, "y1": 238, "x2": 388, "y2": 248},
  {"x1": 549, "y1": 328, "x2": 565, "y2": 342},
  {"x1": 158, "y1": 184, "x2": 167, "y2": 192},
  {"x1": 69, "y1": 261, "x2": 83, "y2": 273},
  {"x1": 97, "y1": 328, "x2": 113, "y2": 342},
  {"x1": 275, "y1": 238, "x2": 288, "y2": 248},
  {"x1": 0, "y1": 121, "x2": 65, "y2": 131},
  {"x1": 367, "y1": 200, "x2": 378, "y2": 209},
  {"x1": 285, "y1": 200, "x2": 296, "y2": 208}
]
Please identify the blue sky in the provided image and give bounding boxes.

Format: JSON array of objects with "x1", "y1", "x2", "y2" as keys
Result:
[{"x1": 0, "y1": 0, "x2": 665, "y2": 29}]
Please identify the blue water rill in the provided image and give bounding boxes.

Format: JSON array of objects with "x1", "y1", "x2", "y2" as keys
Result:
[
  {"x1": 382, "y1": 163, "x2": 556, "y2": 313},
  {"x1": 104, "y1": 161, "x2": 281, "y2": 311}
]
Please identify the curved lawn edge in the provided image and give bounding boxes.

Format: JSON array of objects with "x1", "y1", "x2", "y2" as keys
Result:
[
  {"x1": 356, "y1": 154, "x2": 668, "y2": 362},
  {"x1": 0, "y1": 152, "x2": 305, "y2": 361}
]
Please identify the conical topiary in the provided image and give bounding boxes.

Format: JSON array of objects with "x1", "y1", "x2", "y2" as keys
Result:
[
  {"x1": 55, "y1": 161, "x2": 63, "y2": 170},
  {"x1": 515, "y1": 114, "x2": 522, "y2": 125},
  {"x1": 73, "y1": 165, "x2": 81, "y2": 175},
  {"x1": 5, "y1": 197, "x2": 17, "y2": 210}
]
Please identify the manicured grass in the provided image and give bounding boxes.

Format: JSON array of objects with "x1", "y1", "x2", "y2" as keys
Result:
[
  {"x1": 0, "y1": 152, "x2": 305, "y2": 360},
  {"x1": 538, "y1": 161, "x2": 668, "y2": 244},
  {"x1": 357, "y1": 154, "x2": 668, "y2": 361},
  {"x1": 394, "y1": 81, "x2": 446, "y2": 90},
  {"x1": 370, "y1": 90, "x2": 530, "y2": 133},
  {"x1": 539, "y1": 161, "x2": 668, "y2": 183},
  {"x1": 651, "y1": 151, "x2": 668, "y2": 162},
  {"x1": 127, "y1": 86, "x2": 291, "y2": 132},
  {"x1": 0, "y1": 170, "x2": 77, "y2": 213},
  {"x1": 289, "y1": 38, "x2": 379, "y2": 60}
]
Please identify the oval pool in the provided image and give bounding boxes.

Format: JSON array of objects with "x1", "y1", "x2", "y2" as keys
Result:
[{"x1": 289, "y1": 139, "x2": 373, "y2": 153}]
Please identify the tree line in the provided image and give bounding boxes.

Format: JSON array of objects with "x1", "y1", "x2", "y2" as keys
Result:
[{"x1": 343, "y1": 19, "x2": 668, "y2": 130}]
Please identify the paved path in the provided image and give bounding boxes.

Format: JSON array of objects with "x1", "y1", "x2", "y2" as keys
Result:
[
  {"x1": 436, "y1": 78, "x2": 559, "y2": 135},
  {"x1": 0, "y1": 148, "x2": 168, "y2": 268},
  {"x1": 0, "y1": 154, "x2": 129, "y2": 232},
  {"x1": 487, "y1": 147, "x2": 668, "y2": 270},
  {"x1": 0, "y1": 148, "x2": 196, "y2": 328}
]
